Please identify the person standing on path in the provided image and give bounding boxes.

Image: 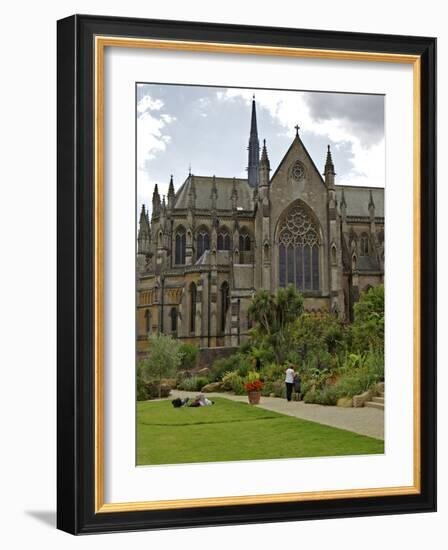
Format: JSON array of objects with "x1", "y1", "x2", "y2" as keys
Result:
[
  {"x1": 293, "y1": 372, "x2": 302, "y2": 401},
  {"x1": 285, "y1": 365, "x2": 295, "y2": 402}
]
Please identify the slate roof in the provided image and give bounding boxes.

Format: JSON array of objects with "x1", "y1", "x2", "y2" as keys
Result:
[
  {"x1": 174, "y1": 175, "x2": 254, "y2": 211},
  {"x1": 172, "y1": 176, "x2": 384, "y2": 218},
  {"x1": 336, "y1": 185, "x2": 384, "y2": 218}
]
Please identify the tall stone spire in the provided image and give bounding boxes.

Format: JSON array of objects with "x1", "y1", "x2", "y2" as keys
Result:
[
  {"x1": 324, "y1": 144, "x2": 336, "y2": 187},
  {"x1": 247, "y1": 95, "x2": 260, "y2": 188},
  {"x1": 259, "y1": 139, "x2": 270, "y2": 187},
  {"x1": 167, "y1": 175, "x2": 175, "y2": 210},
  {"x1": 152, "y1": 183, "x2": 161, "y2": 218},
  {"x1": 137, "y1": 204, "x2": 151, "y2": 254}
]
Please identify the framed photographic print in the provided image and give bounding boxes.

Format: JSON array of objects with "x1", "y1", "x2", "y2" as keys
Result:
[{"x1": 57, "y1": 14, "x2": 436, "y2": 534}]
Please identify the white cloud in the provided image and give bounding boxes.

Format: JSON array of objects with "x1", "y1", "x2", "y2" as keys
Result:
[
  {"x1": 340, "y1": 139, "x2": 385, "y2": 187},
  {"x1": 137, "y1": 94, "x2": 176, "y2": 167},
  {"x1": 137, "y1": 94, "x2": 177, "y2": 217},
  {"x1": 137, "y1": 95, "x2": 163, "y2": 113}
]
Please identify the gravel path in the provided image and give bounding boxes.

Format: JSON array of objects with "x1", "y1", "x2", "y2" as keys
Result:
[{"x1": 171, "y1": 390, "x2": 384, "y2": 440}]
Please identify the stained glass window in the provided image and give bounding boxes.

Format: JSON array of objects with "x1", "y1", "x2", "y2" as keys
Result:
[
  {"x1": 170, "y1": 307, "x2": 177, "y2": 333},
  {"x1": 278, "y1": 204, "x2": 320, "y2": 291},
  {"x1": 360, "y1": 233, "x2": 369, "y2": 256},
  {"x1": 197, "y1": 229, "x2": 210, "y2": 260},
  {"x1": 239, "y1": 233, "x2": 251, "y2": 251},
  {"x1": 279, "y1": 243, "x2": 286, "y2": 287},
  {"x1": 295, "y1": 245, "x2": 303, "y2": 289},
  {"x1": 304, "y1": 244, "x2": 311, "y2": 289},
  {"x1": 144, "y1": 309, "x2": 151, "y2": 334},
  {"x1": 175, "y1": 228, "x2": 186, "y2": 264},
  {"x1": 287, "y1": 245, "x2": 294, "y2": 285},
  {"x1": 312, "y1": 245, "x2": 319, "y2": 290},
  {"x1": 218, "y1": 231, "x2": 231, "y2": 250}
]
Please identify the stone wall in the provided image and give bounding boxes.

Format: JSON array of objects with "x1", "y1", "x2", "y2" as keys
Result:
[{"x1": 197, "y1": 346, "x2": 239, "y2": 369}]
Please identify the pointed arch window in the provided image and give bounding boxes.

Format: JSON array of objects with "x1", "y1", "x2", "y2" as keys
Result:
[
  {"x1": 196, "y1": 229, "x2": 210, "y2": 260},
  {"x1": 170, "y1": 307, "x2": 177, "y2": 334},
  {"x1": 220, "y1": 282, "x2": 230, "y2": 333},
  {"x1": 360, "y1": 233, "x2": 369, "y2": 256},
  {"x1": 279, "y1": 243, "x2": 286, "y2": 286},
  {"x1": 144, "y1": 309, "x2": 151, "y2": 334},
  {"x1": 278, "y1": 204, "x2": 320, "y2": 291},
  {"x1": 217, "y1": 230, "x2": 231, "y2": 250},
  {"x1": 175, "y1": 227, "x2": 186, "y2": 264},
  {"x1": 239, "y1": 233, "x2": 251, "y2": 251},
  {"x1": 189, "y1": 283, "x2": 197, "y2": 333}
]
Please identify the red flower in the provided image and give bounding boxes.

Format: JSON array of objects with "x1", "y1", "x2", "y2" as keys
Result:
[{"x1": 245, "y1": 380, "x2": 264, "y2": 392}]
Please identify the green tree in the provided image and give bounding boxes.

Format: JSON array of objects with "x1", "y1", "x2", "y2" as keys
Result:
[
  {"x1": 141, "y1": 334, "x2": 182, "y2": 397},
  {"x1": 248, "y1": 285, "x2": 304, "y2": 363},
  {"x1": 178, "y1": 342, "x2": 199, "y2": 370},
  {"x1": 248, "y1": 289, "x2": 275, "y2": 335},
  {"x1": 275, "y1": 285, "x2": 304, "y2": 331},
  {"x1": 352, "y1": 284, "x2": 384, "y2": 353},
  {"x1": 291, "y1": 313, "x2": 345, "y2": 365}
]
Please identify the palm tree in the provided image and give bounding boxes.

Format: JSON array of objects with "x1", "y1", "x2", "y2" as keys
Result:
[
  {"x1": 248, "y1": 289, "x2": 274, "y2": 335},
  {"x1": 248, "y1": 286, "x2": 304, "y2": 363},
  {"x1": 275, "y1": 285, "x2": 304, "y2": 330}
]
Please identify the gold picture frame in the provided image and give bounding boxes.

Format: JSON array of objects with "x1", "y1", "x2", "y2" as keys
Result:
[{"x1": 57, "y1": 14, "x2": 436, "y2": 534}]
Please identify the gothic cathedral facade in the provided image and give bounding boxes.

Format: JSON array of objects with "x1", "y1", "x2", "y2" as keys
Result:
[{"x1": 136, "y1": 98, "x2": 384, "y2": 353}]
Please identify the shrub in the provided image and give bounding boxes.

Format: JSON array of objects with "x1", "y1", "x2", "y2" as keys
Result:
[
  {"x1": 209, "y1": 354, "x2": 241, "y2": 381},
  {"x1": 332, "y1": 350, "x2": 384, "y2": 398},
  {"x1": 233, "y1": 379, "x2": 246, "y2": 395},
  {"x1": 261, "y1": 382, "x2": 274, "y2": 396},
  {"x1": 161, "y1": 378, "x2": 177, "y2": 389},
  {"x1": 178, "y1": 343, "x2": 199, "y2": 371},
  {"x1": 352, "y1": 285, "x2": 385, "y2": 354},
  {"x1": 146, "y1": 381, "x2": 171, "y2": 399},
  {"x1": 303, "y1": 386, "x2": 342, "y2": 406},
  {"x1": 221, "y1": 371, "x2": 246, "y2": 395},
  {"x1": 259, "y1": 380, "x2": 285, "y2": 398},
  {"x1": 300, "y1": 379, "x2": 313, "y2": 397},
  {"x1": 236, "y1": 356, "x2": 253, "y2": 378},
  {"x1": 177, "y1": 376, "x2": 209, "y2": 392},
  {"x1": 137, "y1": 377, "x2": 171, "y2": 401},
  {"x1": 247, "y1": 344, "x2": 276, "y2": 368},
  {"x1": 290, "y1": 313, "x2": 347, "y2": 366},
  {"x1": 137, "y1": 362, "x2": 149, "y2": 401},
  {"x1": 260, "y1": 363, "x2": 284, "y2": 382},
  {"x1": 245, "y1": 371, "x2": 261, "y2": 383}
]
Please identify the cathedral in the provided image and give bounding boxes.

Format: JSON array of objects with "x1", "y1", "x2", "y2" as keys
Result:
[{"x1": 136, "y1": 97, "x2": 384, "y2": 353}]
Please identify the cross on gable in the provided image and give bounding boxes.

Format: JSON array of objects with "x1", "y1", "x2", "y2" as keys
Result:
[{"x1": 294, "y1": 124, "x2": 300, "y2": 136}]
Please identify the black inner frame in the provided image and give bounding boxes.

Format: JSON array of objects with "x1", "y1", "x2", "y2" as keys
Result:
[{"x1": 57, "y1": 14, "x2": 436, "y2": 535}]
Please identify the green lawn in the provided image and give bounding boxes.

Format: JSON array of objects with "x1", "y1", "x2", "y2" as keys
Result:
[{"x1": 137, "y1": 397, "x2": 384, "y2": 465}]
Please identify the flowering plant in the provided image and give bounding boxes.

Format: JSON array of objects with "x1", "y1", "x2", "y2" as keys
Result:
[{"x1": 245, "y1": 380, "x2": 264, "y2": 392}]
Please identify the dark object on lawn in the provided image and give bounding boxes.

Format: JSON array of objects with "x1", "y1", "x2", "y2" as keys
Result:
[{"x1": 172, "y1": 397, "x2": 190, "y2": 408}]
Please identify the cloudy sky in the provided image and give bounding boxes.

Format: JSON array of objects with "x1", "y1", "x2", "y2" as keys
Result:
[{"x1": 137, "y1": 84, "x2": 384, "y2": 215}]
